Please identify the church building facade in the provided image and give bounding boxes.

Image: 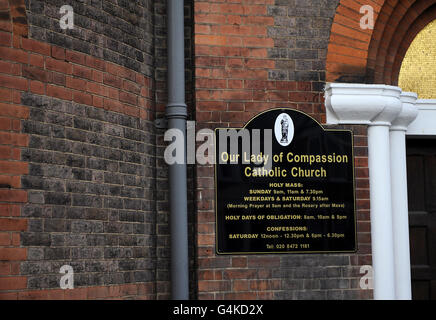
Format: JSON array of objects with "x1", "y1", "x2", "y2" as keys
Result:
[{"x1": 0, "y1": 0, "x2": 435, "y2": 300}]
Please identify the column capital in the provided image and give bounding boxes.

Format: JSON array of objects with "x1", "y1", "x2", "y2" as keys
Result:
[
  {"x1": 325, "y1": 83, "x2": 403, "y2": 126},
  {"x1": 391, "y1": 92, "x2": 419, "y2": 131}
]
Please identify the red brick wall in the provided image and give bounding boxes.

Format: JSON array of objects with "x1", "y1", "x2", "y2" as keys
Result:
[
  {"x1": 195, "y1": 0, "x2": 324, "y2": 127},
  {"x1": 194, "y1": 0, "x2": 372, "y2": 300},
  {"x1": 3, "y1": 0, "x2": 430, "y2": 300},
  {"x1": 0, "y1": 0, "x2": 31, "y2": 296},
  {"x1": 0, "y1": 0, "x2": 155, "y2": 299},
  {"x1": 326, "y1": 0, "x2": 436, "y2": 84},
  {"x1": 326, "y1": 0, "x2": 383, "y2": 82}
]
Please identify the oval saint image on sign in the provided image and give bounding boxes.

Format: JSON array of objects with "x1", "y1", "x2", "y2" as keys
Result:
[{"x1": 274, "y1": 113, "x2": 294, "y2": 146}]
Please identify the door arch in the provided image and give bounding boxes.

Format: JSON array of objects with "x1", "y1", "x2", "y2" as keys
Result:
[{"x1": 326, "y1": 0, "x2": 436, "y2": 85}]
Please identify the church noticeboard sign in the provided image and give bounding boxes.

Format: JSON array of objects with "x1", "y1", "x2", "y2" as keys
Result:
[{"x1": 215, "y1": 109, "x2": 356, "y2": 254}]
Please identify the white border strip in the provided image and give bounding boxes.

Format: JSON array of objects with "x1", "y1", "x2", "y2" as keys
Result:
[{"x1": 407, "y1": 100, "x2": 436, "y2": 136}]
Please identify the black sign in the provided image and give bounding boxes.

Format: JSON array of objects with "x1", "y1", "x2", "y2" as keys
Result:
[{"x1": 215, "y1": 109, "x2": 356, "y2": 254}]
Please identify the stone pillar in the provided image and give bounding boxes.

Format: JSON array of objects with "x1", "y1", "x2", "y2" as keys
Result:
[
  {"x1": 390, "y1": 92, "x2": 418, "y2": 300},
  {"x1": 325, "y1": 83, "x2": 403, "y2": 300}
]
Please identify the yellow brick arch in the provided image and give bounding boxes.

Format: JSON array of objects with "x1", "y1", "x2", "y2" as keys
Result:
[{"x1": 399, "y1": 19, "x2": 436, "y2": 99}]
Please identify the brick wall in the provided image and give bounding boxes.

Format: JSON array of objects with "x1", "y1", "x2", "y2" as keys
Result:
[
  {"x1": 194, "y1": 0, "x2": 372, "y2": 300},
  {"x1": 25, "y1": 0, "x2": 154, "y2": 76},
  {"x1": 326, "y1": 0, "x2": 381, "y2": 83},
  {"x1": 0, "y1": 0, "x2": 32, "y2": 297},
  {"x1": 2, "y1": 0, "x2": 425, "y2": 300},
  {"x1": 398, "y1": 19, "x2": 436, "y2": 99},
  {"x1": 0, "y1": 0, "x2": 198, "y2": 300},
  {"x1": 326, "y1": 0, "x2": 436, "y2": 84},
  {"x1": 0, "y1": 0, "x2": 165, "y2": 299},
  {"x1": 267, "y1": 0, "x2": 339, "y2": 86}
]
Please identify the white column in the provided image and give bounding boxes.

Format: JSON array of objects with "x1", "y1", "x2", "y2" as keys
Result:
[
  {"x1": 390, "y1": 92, "x2": 418, "y2": 300},
  {"x1": 325, "y1": 83, "x2": 403, "y2": 300},
  {"x1": 368, "y1": 124, "x2": 396, "y2": 299}
]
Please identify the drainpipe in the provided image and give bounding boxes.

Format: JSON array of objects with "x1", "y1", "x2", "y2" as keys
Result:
[{"x1": 166, "y1": 0, "x2": 189, "y2": 300}]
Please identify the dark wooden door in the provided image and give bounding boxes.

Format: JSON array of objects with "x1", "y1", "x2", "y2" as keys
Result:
[{"x1": 406, "y1": 139, "x2": 436, "y2": 300}]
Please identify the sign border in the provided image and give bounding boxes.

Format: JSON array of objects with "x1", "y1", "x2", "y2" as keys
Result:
[{"x1": 214, "y1": 108, "x2": 358, "y2": 255}]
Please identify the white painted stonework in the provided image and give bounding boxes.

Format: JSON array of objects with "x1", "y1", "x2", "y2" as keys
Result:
[
  {"x1": 324, "y1": 83, "x2": 424, "y2": 300},
  {"x1": 324, "y1": 83, "x2": 403, "y2": 125},
  {"x1": 391, "y1": 92, "x2": 418, "y2": 300},
  {"x1": 407, "y1": 100, "x2": 436, "y2": 136}
]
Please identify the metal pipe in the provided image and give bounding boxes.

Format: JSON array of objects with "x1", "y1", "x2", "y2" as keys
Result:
[{"x1": 166, "y1": 0, "x2": 189, "y2": 300}]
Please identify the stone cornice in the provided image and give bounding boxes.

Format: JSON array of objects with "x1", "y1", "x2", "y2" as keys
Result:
[
  {"x1": 325, "y1": 83, "x2": 404, "y2": 126},
  {"x1": 391, "y1": 92, "x2": 419, "y2": 131}
]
